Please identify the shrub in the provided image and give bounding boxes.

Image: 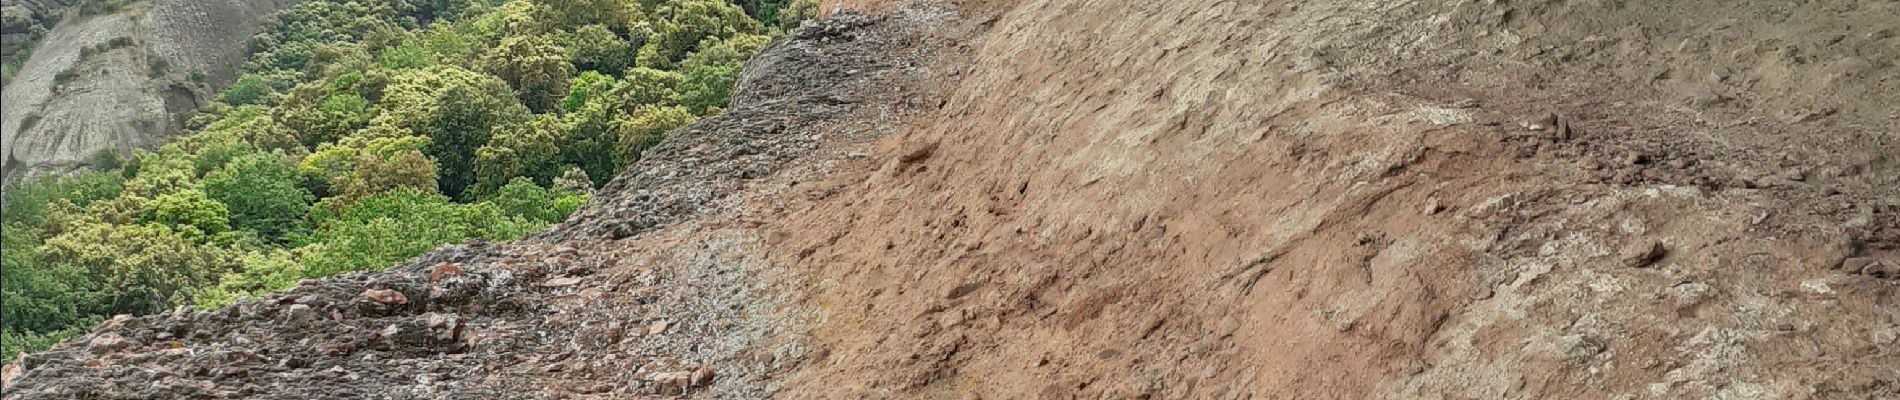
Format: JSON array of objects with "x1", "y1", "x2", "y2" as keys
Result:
[
  {"x1": 301, "y1": 189, "x2": 540, "y2": 277},
  {"x1": 489, "y1": 177, "x2": 584, "y2": 223},
  {"x1": 1, "y1": 171, "x2": 125, "y2": 227},
  {"x1": 204, "y1": 153, "x2": 313, "y2": 243},
  {"x1": 570, "y1": 24, "x2": 632, "y2": 74},
  {"x1": 376, "y1": 39, "x2": 435, "y2": 70},
  {"x1": 220, "y1": 75, "x2": 278, "y2": 106},
  {"x1": 89, "y1": 148, "x2": 125, "y2": 171},
  {"x1": 147, "y1": 57, "x2": 171, "y2": 78},
  {"x1": 53, "y1": 68, "x2": 81, "y2": 86}
]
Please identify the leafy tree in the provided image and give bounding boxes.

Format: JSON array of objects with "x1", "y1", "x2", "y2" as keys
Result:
[
  {"x1": 333, "y1": 137, "x2": 441, "y2": 201},
  {"x1": 229, "y1": 115, "x2": 305, "y2": 156},
  {"x1": 485, "y1": 33, "x2": 574, "y2": 113},
  {"x1": 677, "y1": 34, "x2": 770, "y2": 113},
  {"x1": 313, "y1": 93, "x2": 376, "y2": 143},
  {"x1": 1, "y1": 327, "x2": 89, "y2": 364},
  {"x1": 191, "y1": 249, "x2": 308, "y2": 309},
  {"x1": 302, "y1": 42, "x2": 377, "y2": 79},
  {"x1": 371, "y1": 66, "x2": 528, "y2": 196},
  {"x1": 775, "y1": 0, "x2": 821, "y2": 31},
  {"x1": 553, "y1": 166, "x2": 594, "y2": 192},
  {"x1": 614, "y1": 105, "x2": 695, "y2": 166},
  {"x1": 121, "y1": 146, "x2": 204, "y2": 198},
  {"x1": 376, "y1": 38, "x2": 436, "y2": 69},
  {"x1": 488, "y1": 0, "x2": 554, "y2": 35},
  {"x1": 220, "y1": 74, "x2": 280, "y2": 106},
  {"x1": 369, "y1": 65, "x2": 499, "y2": 136},
  {"x1": 198, "y1": 104, "x2": 269, "y2": 132},
  {"x1": 635, "y1": 0, "x2": 759, "y2": 69},
  {"x1": 204, "y1": 153, "x2": 314, "y2": 243},
  {"x1": 418, "y1": 21, "x2": 481, "y2": 66},
  {"x1": 1, "y1": 225, "x2": 97, "y2": 337},
  {"x1": 0, "y1": 0, "x2": 783, "y2": 362},
  {"x1": 298, "y1": 142, "x2": 360, "y2": 198},
  {"x1": 678, "y1": 62, "x2": 740, "y2": 114},
  {"x1": 140, "y1": 189, "x2": 232, "y2": 239},
  {"x1": 433, "y1": 75, "x2": 532, "y2": 197},
  {"x1": 173, "y1": 130, "x2": 258, "y2": 178},
  {"x1": 489, "y1": 177, "x2": 585, "y2": 223},
  {"x1": 679, "y1": 33, "x2": 771, "y2": 70},
  {"x1": 570, "y1": 24, "x2": 633, "y2": 74},
  {"x1": 562, "y1": 98, "x2": 623, "y2": 183},
  {"x1": 537, "y1": 0, "x2": 633, "y2": 31},
  {"x1": 630, "y1": 0, "x2": 668, "y2": 14},
  {"x1": 613, "y1": 67, "x2": 684, "y2": 107},
  {"x1": 301, "y1": 189, "x2": 539, "y2": 276},
  {"x1": 563, "y1": 70, "x2": 616, "y2": 113},
  {"x1": 550, "y1": 68, "x2": 686, "y2": 185},
  {"x1": 192, "y1": 106, "x2": 302, "y2": 155},
  {"x1": 272, "y1": 73, "x2": 378, "y2": 147},
  {"x1": 472, "y1": 114, "x2": 565, "y2": 196},
  {"x1": 1, "y1": 171, "x2": 124, "y2": 227},
  {"x1": 39, "y1": 222, "x2": 241, "y2": 316},
  {"x1": 246, "y1": 40, "x2": 320, "y2": 76}
]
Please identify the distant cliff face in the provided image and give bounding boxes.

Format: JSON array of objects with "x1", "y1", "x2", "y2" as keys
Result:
[
  {"x1": 0, "y1": 0, "x2": 296, "y2": 186},
  {"x1": 0, "y1": 0, "x2": 65, "y2": 63}
]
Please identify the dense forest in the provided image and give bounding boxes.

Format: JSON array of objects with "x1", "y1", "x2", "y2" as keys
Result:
[{"x1": 0, "y1": 0, "x2": 818, "y2": 361}]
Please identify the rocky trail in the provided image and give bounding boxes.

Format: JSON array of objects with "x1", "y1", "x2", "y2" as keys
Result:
[{"x1": 6, "y1": 0, "x2": 1900, "y2": 399}]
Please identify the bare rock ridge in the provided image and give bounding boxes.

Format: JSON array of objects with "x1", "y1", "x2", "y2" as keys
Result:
[
  {"x1": 0, "y1": 0, "x2": 296, "y2": 187},
  {"x1": 0, "y1": 12, "x2": 950, "y2": 399}
]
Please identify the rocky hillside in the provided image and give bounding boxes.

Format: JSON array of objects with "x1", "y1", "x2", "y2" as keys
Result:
[
  {"x1": 0, "y1": 10, "x2": 965, "y2": 398},
  {"x1": 0, "y1": 0, "x2": 295, "y2": 186},
  {"x1": 5, "y1": 0, "x2": 1899, "y2": 399}
]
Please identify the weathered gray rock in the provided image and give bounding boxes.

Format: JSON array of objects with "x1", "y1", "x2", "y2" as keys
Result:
[{"x1": 0, "y1": 0, "x2": 297, "y2": 187}]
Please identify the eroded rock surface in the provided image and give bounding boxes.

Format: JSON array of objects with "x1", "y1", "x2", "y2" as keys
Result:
[{"x1": 0, "y1": 0, "x2": 295, "y2": 187}]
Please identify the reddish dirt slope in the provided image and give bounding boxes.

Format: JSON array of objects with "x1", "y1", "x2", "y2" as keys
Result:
[{"x1": 769, "y1": 0, "x2": 1900, "y2": 398}]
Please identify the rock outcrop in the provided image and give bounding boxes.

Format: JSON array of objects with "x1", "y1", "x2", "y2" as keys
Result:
[{"x1": 0, "y1": 0, "x2": 295, "y2": 187}]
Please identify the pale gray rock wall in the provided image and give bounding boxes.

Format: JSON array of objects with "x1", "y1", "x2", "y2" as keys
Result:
[{"x1": 0, "y1": 0, "x2": 296, "y2": 187}]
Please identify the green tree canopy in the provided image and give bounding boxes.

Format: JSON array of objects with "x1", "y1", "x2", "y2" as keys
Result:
[
  {"x1": 489, "y1": 177, "x2": 586, "y2": 223},
  {"x1": 332, "y1": 136, "x2": 441, "y2": 202},
  {"x1": 569, "y1": 24, "x2": 633, "y2": 74},
  {"x1": 615, "y1": 105, "x2": 696, "y2": 166},
  {"x1": 472, "y1": 114, "x2": 566, "y2": 196},
  {"x1": 485, "y1": 33, "x2": 575, "y2": 113},
  {"x1": 204, "y1": 153, "x2": 314, "y2": 243},
  {"x1": 302, "y1": 189, "x2": 539, "y2": 276},
  {"x1": 39, "y1": 222, "x2": 241, "y2": 316},
  {"x1": 140, "y1": 189, "x2": 231, "y2": 239},
  {"x1": 370, "y1": 66, "x2": 528, "y2": 197},
  {"x1": 563, "y1": 70, "x2": 618, "y2": 113},
  {"x1": 634, "y1": 0, "x2": 759, "y2": 69}
]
